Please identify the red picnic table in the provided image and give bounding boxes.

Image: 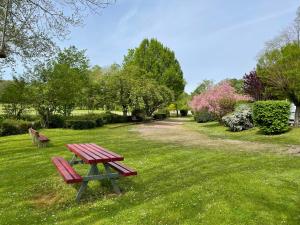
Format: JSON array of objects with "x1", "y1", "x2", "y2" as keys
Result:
[{"x1": 52, "y1": 143, "x2": 137, "y2": 201}]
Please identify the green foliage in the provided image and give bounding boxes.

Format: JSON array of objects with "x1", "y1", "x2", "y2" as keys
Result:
[
  {"x1": 30, "y1": 46, "x2": 89, "y2": 126},
  {"x1": 253, "y1": 101, "x2": 290, "y2": 134},
  {"x1": 180, "y1": 109, "x2": 188, "y2": 117},
  {"x1": 48, "y1": 115, "x2": 65, "y2": 128},
  {"x1": 226, "y1": 78, "x2": 244, "y2": 94},
  {"x1": 222, "y1": 104, "x2": 253, "y2": 132},
  {"x1": 257, "y1": 43, "x2": 300, "y2": 126},
  {"x1": 0, "y1": 119, "x2": 40, "y2": 136},
  {"x1": 123, "y1": 38, "x2": 185, "y2": 100},
  {"x1": 153, "y1": 109, "x2": 170, "y2": 120},
  {"x1": 194, "y1": 110, "x2": 215, "y2": 123},
  {"x1": 191, "y1": 80, "x2": 213, "y2": 97},
  {"x1": 65, "y1": 120, "x2": 96, "y2": 130},
  {"x1": 0, "y1": 77, "x2": 30, "y2": 119},
  {"x1": 68, "y1": 114, "x2": 104, "y2": 127}
]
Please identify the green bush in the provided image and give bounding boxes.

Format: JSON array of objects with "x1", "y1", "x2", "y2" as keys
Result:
[
  {"x1": 68, "y1": 114, "x2": 104, "y2": 127},
  {"x1": 153, "y1": 113, "x2": 167, "y2": 120},
  {"x1": 180, "y1": 109, "x2": 188, "y2": 117},
  {"x1": 222, "y1": 104, "x2": 253, "y2": 132},
  {"x1": 130, "y1": 109, "x2": 145, "y2": 122},
  {"x1": 253, "y1": 101, "x2": 290, "y2": 134},
  {"x1": 102, "y1": 112, "x2": 126, "y2": 124},
  {"x1": 0, "y1": 119, "x2": 41, "y2": 136},
  {"x1": 48, "y1": 115, "x2": 65, "y2": 128},
  {"x1": 194, "y1": 110, "x2": 214, "y2": 123},
  {"x1": 153, "y1": 109, "x2": 170, "y2": 120},
  {"x1": 65, "y1": 120, "x2": 96, "y2": 130}
]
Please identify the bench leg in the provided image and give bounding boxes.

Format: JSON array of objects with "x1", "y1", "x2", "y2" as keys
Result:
[
  {"x1": 104, "y1": 163, "x2": 121, "y2": 195},
  {"x1": 76, "y1": 181, "x2": 88, "y2": 202}
]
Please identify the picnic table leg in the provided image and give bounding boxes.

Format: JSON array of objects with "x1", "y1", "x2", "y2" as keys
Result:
[
  {"x1": 75, "y1": 164, "x2": 100, "y2": 202},
  {"x1": 69, "y1": 155, "x2": 84, "y2": 166},
  {"x1": 69, "y1": 155, "x2": 77, "y2": 166},
  {"x1": 104, "y1": 163, "x2": 121, "y2": 195},
  {"x1": 76, "y1": 181, "x2": 88, "y2": 202}
]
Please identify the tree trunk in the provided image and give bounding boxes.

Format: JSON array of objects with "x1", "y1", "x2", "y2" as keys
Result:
[
  {"x1": 122, "y1": 106, "x2": 127, "y2": 117},
  {"x1": 295, "y1": 105, "x2": 300, "y2": 127}
]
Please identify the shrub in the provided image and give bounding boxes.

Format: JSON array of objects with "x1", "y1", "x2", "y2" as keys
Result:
[
  {"x1": 190, "y1": 81, "x2": 252, "y2": 121},
  {"x1": 193, "y1": 109, "x2": 214, "y2": 123},
  {"x1": 0, "y1": 119, "x2": 40, "y2": 136},
  {"x1": 130, "y1": 109, "x2": 145, "y2": 122},
  {"x1": 153, "y1": 109, "x2": 169, "y2": 120},
  {"x1": 222, "y1": 104, "x2": 253, "y2": 132},
  {"x1": 153, "y1": 113, "x2": 167, "y2": 120},
  {"x1": 102, "y1": 112, "x2": 126, "y2": 123},
  {"x1": 48, "y1": 115, "x2": 65, "y2": 128},
  {"x1": 253, "y1": 101, "x2": 290, "y2": 134},
  {"x1": 65, "y1": 120, "x2": 96, "y2": 130},
  {"x1": 68, "y1": 114, "x2": 104, "y2": 127},
  {"x1": 180, "y1": 109, "x2": 188, "y2": 117}
]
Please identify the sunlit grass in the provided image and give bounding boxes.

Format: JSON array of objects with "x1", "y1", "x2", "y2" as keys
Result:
[
  {"x1": 0, "y1": 122, "x2": 300, "y2": 224},
  {"x1": 186, "y1": 120, "x2": 300, "y2": 145}
]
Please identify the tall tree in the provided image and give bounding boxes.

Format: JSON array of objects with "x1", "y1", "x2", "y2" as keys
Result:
[
  {"x1": 123, "y1": 38, "x2": 185, "y2": 100},
  {"x1": 0, "y1": 0, "x2": 114, "y2": 73},
  {"x1": 29, "y1": 46, "x2": 89, "y2": 126},
  {"x1": 257, "y1": 43, "x2": 300, "y2": 126},
  {"x1": 191, "y1": 80, "x2": 213, "y2": 97}
]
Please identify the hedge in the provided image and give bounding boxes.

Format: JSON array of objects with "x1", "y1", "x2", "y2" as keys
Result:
[
  {"x1": 0, "y1": 119, "x2": 41, "y2": 136},
  {"x1": 253, "y1": 100, "x2": 290, "y2": 134},
  {"x1": 65, "y1": 120, "x2": 96, "y2": 130}
]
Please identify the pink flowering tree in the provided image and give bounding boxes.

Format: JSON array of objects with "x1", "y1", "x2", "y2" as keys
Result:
[{"x1": 190, "y1": 81, "x2": 252, "y2": 121}]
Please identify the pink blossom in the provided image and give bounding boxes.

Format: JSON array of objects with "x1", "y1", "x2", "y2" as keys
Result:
[{"x1": 189, "y1": 81, "x2": 252, "y2": 119}]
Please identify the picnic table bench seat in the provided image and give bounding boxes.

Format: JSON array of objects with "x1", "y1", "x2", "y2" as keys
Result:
[
  {"x1": 52, "y1": 157, "x2": 83, "y2": 184},
  {"x1": 107, "y1": 161, "x2": 137, "y2": 177}
]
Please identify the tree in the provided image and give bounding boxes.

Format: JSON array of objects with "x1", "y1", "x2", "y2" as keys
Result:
[
  {"x1": 243, "y1": 71, "x2": 265, "y2": 100},
  {"x1": 0, "y1": 77, "x2": 29, "y2": 119},
  {"x1": 175, "y1": 92, "x2": 191, "y2": 111},
  {"x1": 135, "y1": 80, "x2": 174, "y2": 117},
  {"x1": 0, "y1": 0, "x2": 114, "y2": 73},
  {"x1": 226, "y1": 78, "x2": 244, "y2": 94},
  {"x1": 29, "y1": 46, "x2": 89, "y2": 126},
  {"x1": 123, "y1": 38, "x2": 185, "y2": 100},
  {"x1": 189, "y1": 81, "x2": 251, "y2": 121},
  {"x1": 257, "y1": 43, "x2": 300, "y2": 126},
  {"x1": 191, "y1": 80, "x2": 213, "y2": 97}
]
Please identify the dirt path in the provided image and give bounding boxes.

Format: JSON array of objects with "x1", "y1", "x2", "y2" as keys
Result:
[{"x1": 131, "y1": 120, "x2": 300, "y2": 155}]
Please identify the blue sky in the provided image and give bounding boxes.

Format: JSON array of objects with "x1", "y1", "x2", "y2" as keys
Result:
[{"x1": 12, "y1": 0, "x2": 300, "y2": 93}]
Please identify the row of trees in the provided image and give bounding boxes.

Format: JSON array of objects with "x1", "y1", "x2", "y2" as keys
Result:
[{"x1": 0, "y1": 39, "x2": 186, "y2": 126}]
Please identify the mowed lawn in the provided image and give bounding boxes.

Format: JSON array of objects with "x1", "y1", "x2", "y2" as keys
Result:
[{"x1": 1, "y1": 122, "x2": 300, "y2": 224}]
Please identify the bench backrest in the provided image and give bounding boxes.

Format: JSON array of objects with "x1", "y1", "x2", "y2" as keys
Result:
[{"x1": 29, "y1": 128, "x2": 39, "y2": 136}]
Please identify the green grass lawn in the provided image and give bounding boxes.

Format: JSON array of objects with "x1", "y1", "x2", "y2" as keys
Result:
[
  {"x1": 186, "y1": 120, "x2": 300, "y2": 145},
  {"x1": 1, "y1": 122, "x2": 300, "y2": 224}
]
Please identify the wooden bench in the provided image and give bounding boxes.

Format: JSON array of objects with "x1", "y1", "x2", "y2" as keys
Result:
[
  {"x1": 28, "y1": 128, "x2": 50, "y2": 148},
  {"x1": 107, "y1": 161, "x2": 137, "y2": 177},
  {"x1": 52, "y1": 157, "x2": 83, "y2": 184}
]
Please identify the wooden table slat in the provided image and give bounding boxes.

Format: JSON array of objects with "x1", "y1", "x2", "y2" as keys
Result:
[
  {"x1": 66, "y1": 144, "x2": 96, "y2": 163},
  {"x1": 66, "y1": 143, "x2": 124, "y2": 164},
  {"x1": 88, "y1": 143, "x2": 123, "y2": 160},
  {"x1": 73, "y1": 144, "x2": 102, "y2": 161},
  {"x1": 78, "y1": 144, "x2": 111, "y2": 162}
]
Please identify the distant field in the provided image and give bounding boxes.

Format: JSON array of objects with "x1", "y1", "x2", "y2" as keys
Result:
[{"x1": 0, "y1": 104, "x2": 122, "y2": 116}]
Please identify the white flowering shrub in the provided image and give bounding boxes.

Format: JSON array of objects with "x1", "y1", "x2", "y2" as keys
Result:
[{"x1": 222, "y1": 104, "x2": 253, "y2": 132}]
